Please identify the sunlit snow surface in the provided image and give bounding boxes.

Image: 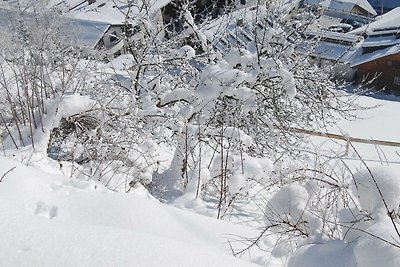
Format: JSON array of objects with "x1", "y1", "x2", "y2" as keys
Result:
[
  {"x1": 0, "y1": 156, "x2": 261, "y2": 267},
  {"x1": 316, "y1": 92, "x2": 400, "y2": 170}
]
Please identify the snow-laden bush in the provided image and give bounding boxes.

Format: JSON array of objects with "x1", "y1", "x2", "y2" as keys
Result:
[
  {"x1": 351, "y1": 167, "x2": 400, "y2": 214},
  {"x1": 2, "y1": 1, "x2": 399, "y2": 266},
  {"x1": 348, "y1": 168, "x2": 400, "y2": 267},
  {"x1": 0, "y1": 0, "x2": 364, "y2": 225},
  {"x1": 283, "y1": 166, "x2": 400, "y2": 267},
  {"x1": 90, "y1": 3, "x2": 364, "y2": 215},
  {"x1": 0, "y1": 1, "x2": 86, "y2": 149},
  {"x1": 353, "y1": 217, "x2": 400, "y2": 267},
  {"x1": 265, "y1": 183, "x2": 310, "y2": 231}
]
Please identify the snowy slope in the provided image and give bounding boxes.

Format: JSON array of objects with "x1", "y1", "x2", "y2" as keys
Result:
[
  {"x1": 286, "y1": 92, "x2": 400, "y2": 267},
  {"x1": 0, "y1": 156, "x2": 260, "y2": 267},
  {"x1": 1, "y1": 90, "x2": 400, "y2": 267},
  {"x1": 309, "y1": 93, "x2": 400, "y2": 173}
]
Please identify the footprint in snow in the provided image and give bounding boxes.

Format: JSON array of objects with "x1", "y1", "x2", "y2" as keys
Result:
[
  {"x1": 50, "y1": 179, "x2": 99, "y2": 193},
  {"x1": 34, "y1": 201, "x2": 58, "y2": 219}
]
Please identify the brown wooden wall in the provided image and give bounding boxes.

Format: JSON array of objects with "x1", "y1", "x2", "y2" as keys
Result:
[
  {"x1": 356, "y1": 53, "x2": 400, "y2": 92},
  {"x1": 351, "y1": 5, "x2": 369, "y2": 17}
]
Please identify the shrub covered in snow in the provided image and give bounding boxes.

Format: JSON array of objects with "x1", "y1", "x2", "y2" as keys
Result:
[
  {"x1": 283, "y1": 166, "x2": 400, "y2": 267},
  {"x1": 2, "y1": 1, "x2": 393, "y2": 266}
]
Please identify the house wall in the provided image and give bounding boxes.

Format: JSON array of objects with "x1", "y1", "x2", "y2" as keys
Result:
[
  {"x1": 163, "y1": 0, "x2": 262, "y2": 26},
  {"x1": 333, "y1": 63, "x2": 357, "y2": 81},
  {"x1": 314, "y1": 58, "x2": 356, "y2": 81},
  {"x1": 356, "y1": 53, "x2": 400, "y2": 92},
  {"x1": 96, "y1": 25, "x2": 126, "y2": 57},
  {"x1": 102, "y1": 26, "x2": 124, "y2": 49},
  {"x1": 351, "y1": 5, "x2": 369, "y2": 17},
  {"x1": 283, "y1": 0, "x2": 301, "y2": 22},
  {"x1": 152, "y1": 9, "x2": 166, "y2": 40}
]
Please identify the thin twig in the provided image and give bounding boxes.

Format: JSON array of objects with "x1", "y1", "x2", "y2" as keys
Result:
[{"x1": 0, "y1": 166, "x2": 16, "y2": 183}]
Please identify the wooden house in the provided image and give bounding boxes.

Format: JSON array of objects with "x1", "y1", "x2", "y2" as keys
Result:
[
  {"x1": 351, "y1": 45, "x2": 400, "y2": 91},
  {"x1": 349, "y1": 7, "x2": 400, "y2": 91},
  {"x1": 350, "y1": 7, "x2": 400, "y2": 37},
  {"x1": 61, "y1": 0, "x2": 171, "y2": 57},
  {"x1": 303, "y1": 0, "x2": 377, "y2": 17},
  {"x1": 163, "y1": 0, "x2": 257, "y2": 28},
  {"x1": 301, "y1": 29, "x2": 362, "y2": 80},
  {"x1": 0, "y1": 7, "x2": 127, "y2": 58},
  {"x1": 201, "y1": 5, "x2": 278, "y2": 56}
]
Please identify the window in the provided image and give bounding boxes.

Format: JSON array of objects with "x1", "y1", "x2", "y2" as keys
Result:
[
  {"x1": 110, "y1": 31, "x2": 117, "y2": 43},
  {"x1": 394, "y1": 76, "x2": 400, "y2": 85},
  {"x1": 394, "y1": 61, "x2": 400, "y2": 69},
  {"x1": 388, "y1": 61, "x2": 400, "y2": 69}
]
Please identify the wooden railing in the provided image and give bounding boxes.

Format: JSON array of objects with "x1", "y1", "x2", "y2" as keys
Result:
[{"x1": 295, "y1": 128, "x2": 400, "y2": 148}]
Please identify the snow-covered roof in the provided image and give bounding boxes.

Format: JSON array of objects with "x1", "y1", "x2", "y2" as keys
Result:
[
  {"x1": 312, "y1": 41, "x2": 358, "y2": 61},
  {"x1": 306, "y1": 29, "x2": 363, "y2": 44},
  {"x1": 48, "y1": 0, "x2": 83, "y2": 7},
  {"x1": 0, "y1": 8, "x2": 109, "y2": 48},
  {"x1": 59, "y1": 0, "x2": 171, "y2": 25},
  {"x1": 362, "y1": 35, "x2": 400, "y2": 48},
  {"x1": 321, "y1": 0, "x2": 354, "y2": 12},
  {"x1": 0, "y1": 8, "x2": 12, "y2": 27},
  {"x1": 321, "y1": 0, "x2": 377, "y2": 16},
  {"x1": 351, "y1": 43, "x2": 400, "y2": 66},
  {"x1": 350, "y1": 7, "x2": 400, "y2": 35},
  {"x1": 68, "y1": 18, "x2": 110, "y2": 47},
  {"x1": 202, "y1": 5, "x2": 303, "y2": 57},
  {"x1": 282, "y1": 0, "x2": 302, "y2": 8},
  {"x1": 303, "y1": 0, "x2": 325, "y2": 5},
  {"x1": 303, "y1": 30, "x2": 362, "y2": 62},
  {"x1": 203, "y1": 6, "x2": 276, "y2": 54}
]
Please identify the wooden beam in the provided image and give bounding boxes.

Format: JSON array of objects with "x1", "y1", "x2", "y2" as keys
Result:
[{"x1": 294, "y1": 128, "x2": 400, "y2": 148}]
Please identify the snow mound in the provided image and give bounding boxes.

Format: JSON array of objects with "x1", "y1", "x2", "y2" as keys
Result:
[
  {"x1": 288, "y1": 240, "x2": 356, "y2": 267},
  {"x1": 351, "y1": 167, "x2": 400, "y2": 213},
  {"x1": 353, "y1": 216, "x2": 400, "y2": 267},
  {"x1": 265, "y1": 183, "x2": 309, "y2": 224}
]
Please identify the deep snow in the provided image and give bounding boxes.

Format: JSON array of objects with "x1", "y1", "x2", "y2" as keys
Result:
[{"x1": 0, "y1": 156, "x2": 261, "y2": 267}]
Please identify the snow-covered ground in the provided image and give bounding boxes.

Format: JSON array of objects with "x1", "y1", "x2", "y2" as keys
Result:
[
  {"x1": 312, "y1": 92, "x2": 400, "y2": 172},
  {"x1": 1, "y1": 91, "x2": 400, "y2": 267},
  {"x1": 0, "y1": 155, "x2": 263, "y2": 267}
]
